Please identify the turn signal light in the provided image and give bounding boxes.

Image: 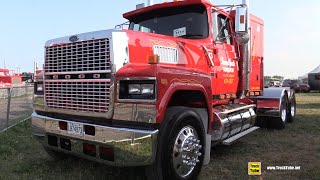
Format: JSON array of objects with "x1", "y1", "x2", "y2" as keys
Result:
[{"x1": 147, "y1": 54, "x2": 159, "y2": 64}]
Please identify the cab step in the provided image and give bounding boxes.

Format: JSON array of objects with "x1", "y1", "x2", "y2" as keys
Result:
[{"x1": 222, "y1": 126, "x2": 260, "y2": 145}]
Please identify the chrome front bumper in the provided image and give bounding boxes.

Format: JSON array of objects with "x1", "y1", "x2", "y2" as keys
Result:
[{"x1": 32, "y1": 112, "x2": 158, "y2": 167}]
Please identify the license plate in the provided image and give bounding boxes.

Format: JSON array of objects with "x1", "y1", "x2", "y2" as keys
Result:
[{"x1": 67, "y1": 122, "x2": 84, "y2": 136}]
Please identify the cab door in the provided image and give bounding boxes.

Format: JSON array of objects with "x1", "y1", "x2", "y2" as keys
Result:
[{"x1": 210, "y1": 11, "x2": 238, "y2": 99}]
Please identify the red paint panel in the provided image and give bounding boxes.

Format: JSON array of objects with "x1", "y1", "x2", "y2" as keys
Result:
[{"x1": 256, "y1": 99, "x2": 279, "y2": 109}]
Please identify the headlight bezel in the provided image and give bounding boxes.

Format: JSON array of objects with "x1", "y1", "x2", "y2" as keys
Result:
[
  {"x1": 118, "y1": 78, "x2": 157, "y2": 102},
  {"x1": 34, "y1": 81, "x2": 44, "y2": 95}
]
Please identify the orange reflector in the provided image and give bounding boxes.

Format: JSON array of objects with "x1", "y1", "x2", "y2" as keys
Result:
[
  {"x1": 255, "y1": 91, "x2": 260, "y2": 96},
  {"x1": 220, "y1": 95, "x2": 226, "y2": 100},
  {"x1": 147, "y1": 54, "x2": 159, "y2": 64},
  {"x1": 240, "y1": 15, "x2": 245, "y2": 24}
]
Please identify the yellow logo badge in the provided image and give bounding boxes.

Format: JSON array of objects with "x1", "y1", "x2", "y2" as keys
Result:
[{"x1": 248, "y1": 162, "x2": 261, "y2": 175}]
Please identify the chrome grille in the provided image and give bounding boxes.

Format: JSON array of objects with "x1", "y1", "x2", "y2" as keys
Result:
[
  {"x1": 45, "y1": 80, "x2": 111, "y2": 113},
  {"x1": 45, "y1": 38, "x2": 111, "y2": 73}
]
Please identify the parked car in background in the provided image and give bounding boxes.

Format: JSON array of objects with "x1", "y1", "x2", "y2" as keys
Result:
[
  {"x1": 282, "y1": 79, "x2": 310, "y2": 92},
  {"x1": 265, "y1": 80, "x2": 281, "y2": 87},
  {"x1": 291, "y1": 83, "x2": 310, "y2": 93}
]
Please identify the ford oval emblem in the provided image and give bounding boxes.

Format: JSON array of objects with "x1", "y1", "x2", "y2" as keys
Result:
[{"x1": 69, "y1": 35, "x2": 79, "y2": 42}]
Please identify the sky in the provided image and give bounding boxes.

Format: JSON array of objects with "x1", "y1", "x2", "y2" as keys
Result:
[{"x1": 0, "y1": 0, "x2": 319, "y2": 78}]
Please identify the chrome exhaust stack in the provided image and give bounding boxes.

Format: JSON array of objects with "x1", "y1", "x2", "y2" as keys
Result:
[{"x1": 235, "y1": 0, "x2": 251, "y2": 99}]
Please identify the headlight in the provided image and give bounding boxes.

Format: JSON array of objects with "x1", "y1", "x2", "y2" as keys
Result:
[
  {"x1": 34, "y1": 82, "x2": 44, "y2": 95},
  {"x1": 119, "y1": 79, "x2": 156, "y2": 101},
  {"x1": 141, "y1": 84, "x2": 154, "y2": 95},
  {"x1": 128, "y1": 84, "x2": 154, "y2": 95},
  {"x1": 37, "y1": 83, "x2": 43, "y2": 91},
  {"x1": 128, "y1": 84, "x2": 142, "y2": 95}
]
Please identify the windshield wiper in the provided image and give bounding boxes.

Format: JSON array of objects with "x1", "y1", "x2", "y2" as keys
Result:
[{"x1": 179, "y1": 34, "x2": 204, "y2": 39}]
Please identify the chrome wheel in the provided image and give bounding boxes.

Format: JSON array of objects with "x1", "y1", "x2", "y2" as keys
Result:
[
  {"x1": 281, "y1": 108, "x2": 286, "y2": 122},
  {"x1": 291, "y1": 103, "x2": 295, "y2": 117},
  {"x1": 172, "y1": 126, "x2": 202, "y2": 178},
  {"x1": 281, "y1": 97, "x2": 287, "y2": 122}
]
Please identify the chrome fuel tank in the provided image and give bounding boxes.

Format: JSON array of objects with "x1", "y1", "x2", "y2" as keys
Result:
[{"x1": 211, "y1": 104, "x2": 257, "y2": 143}]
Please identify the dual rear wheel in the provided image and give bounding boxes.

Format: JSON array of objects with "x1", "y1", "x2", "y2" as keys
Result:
[{"x1": 275, "y1": 92, "x2": 296, "y2": 129}]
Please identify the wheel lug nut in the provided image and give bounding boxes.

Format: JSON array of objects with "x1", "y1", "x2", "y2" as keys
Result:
[
  {"x1": 198, "y1": 152, "x2": 202, "y2": 156},
  {"x1": 183, "y1": 160, "x2": 188, "y2": 164},
  {"x1": 196, "y1": 159, "x2": 199, "y2": 163},
  {"x1": 197, "y1": 140, "x2": 200, "y2": 143}
]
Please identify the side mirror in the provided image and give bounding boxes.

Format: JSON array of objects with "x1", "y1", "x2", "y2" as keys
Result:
[
  {"x1": 235, "y1": 6, "x2": 249, "y2": 44},
  {"x1": 235, "y1": 7, "x2": 248, "y2": 33}
]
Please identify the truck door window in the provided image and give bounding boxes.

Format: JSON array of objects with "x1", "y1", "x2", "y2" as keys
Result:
[
  {"x1": 212, "y1": 12, "x2": 233, "y2": 45},
  {"x1": 128, "y1": 5, "x2": 209, "y2": 39}
]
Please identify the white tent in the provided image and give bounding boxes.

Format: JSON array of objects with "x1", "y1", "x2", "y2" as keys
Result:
[
  {"x1": 307, "y1": 65, "x2": 320, "y2": 90},
  {"x1": 308, "y1": 65, "x2": 320, "y2": 74},
  {"x1": 299, "y1": 65, "x2": 320, "y2": 79}
]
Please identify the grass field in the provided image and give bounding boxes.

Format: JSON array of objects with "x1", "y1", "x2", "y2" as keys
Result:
[{"x1": 0, "y1": 93, "x2": 319, "y2": 180}]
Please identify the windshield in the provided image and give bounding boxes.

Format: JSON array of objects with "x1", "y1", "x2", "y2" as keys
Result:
[{"x1": 129, "y1": 5, "x2": 208, "y2": 39}]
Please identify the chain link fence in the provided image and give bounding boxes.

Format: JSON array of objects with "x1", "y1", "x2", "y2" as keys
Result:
[{"x1": 0, "y1": 85, "x2": 33, "y2": 133}]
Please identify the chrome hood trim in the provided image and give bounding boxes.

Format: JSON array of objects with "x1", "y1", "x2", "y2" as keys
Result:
[{"x1": 45, "y1": 29, "x2": 123, "y2": 47}]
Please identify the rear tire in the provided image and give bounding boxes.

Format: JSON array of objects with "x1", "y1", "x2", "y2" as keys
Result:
[
  {"x1": 274, "y1": 93, "x2": 288, "y2": 130},
  {"x1": 145, "y1": 107, "x2": 205, "y2": 180},
  {"x1": 287, "y1": 93, "x2": 296, "y2": 123}
]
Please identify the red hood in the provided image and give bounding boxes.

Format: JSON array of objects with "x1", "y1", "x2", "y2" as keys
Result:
[{"x1": 124, "y1": 29, "x2": 211, "y2": 74}]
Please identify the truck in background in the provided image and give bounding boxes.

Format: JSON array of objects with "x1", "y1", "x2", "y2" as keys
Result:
[
  {"x1": 0, "y1": 68, "x2": 22, "y2": 87},
  {"x1": 32, "y1": 0, "x2": 296, "y2": 179}
]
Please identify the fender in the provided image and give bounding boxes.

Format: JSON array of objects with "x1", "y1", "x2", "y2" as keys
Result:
[
  {"x1": 251, "y1": 87, "x2": 289, "y2": 117},
  {"x1": 157, "y1": 75, "x2": 212, "y2": 124}
]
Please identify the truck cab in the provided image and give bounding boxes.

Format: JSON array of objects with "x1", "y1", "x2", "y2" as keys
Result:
[{"x1": 32, "y1": 0, "x2": 296, "y2": 179}]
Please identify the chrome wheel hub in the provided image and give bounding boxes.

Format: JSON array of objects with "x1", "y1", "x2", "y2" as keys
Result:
[{"x1": 172, "y1": 126, "x2": 202, "y2": 178}]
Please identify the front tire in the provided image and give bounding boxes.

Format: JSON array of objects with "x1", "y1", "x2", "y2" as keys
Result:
[{"x1": 146, "y1": 107, "x2": 205, "y2": 180}]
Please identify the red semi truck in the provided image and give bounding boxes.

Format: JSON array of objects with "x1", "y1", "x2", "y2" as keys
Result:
[{"x1": 32, "y1": 0, "x2": 296, "y2": 179}]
